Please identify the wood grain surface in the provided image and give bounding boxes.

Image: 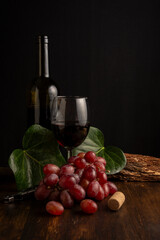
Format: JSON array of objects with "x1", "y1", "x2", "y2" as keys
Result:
[
  {"x1": 110, "y1": 153, "x2": 160, "y2": 181},
  {"x1": 0, "y1": 180, "x2": 160, "y2": 240}
]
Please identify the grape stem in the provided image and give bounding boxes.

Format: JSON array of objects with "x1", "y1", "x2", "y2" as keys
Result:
[{"x1": 96, "y1": 147, "x2": 105, "y2": 155}]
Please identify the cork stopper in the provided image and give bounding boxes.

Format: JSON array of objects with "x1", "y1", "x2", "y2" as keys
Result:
[{"x1": 108, "y1": 191, "x2": 125, "y2": 211}]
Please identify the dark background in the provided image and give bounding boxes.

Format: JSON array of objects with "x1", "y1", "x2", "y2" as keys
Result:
[{"x1": 1, "y1": 0, "x2": 160, "y2": 166}]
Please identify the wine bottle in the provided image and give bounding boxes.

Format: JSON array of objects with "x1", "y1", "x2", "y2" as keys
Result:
[{"x1": 27, "y1": 35, "x2": 58, "y2": 129}]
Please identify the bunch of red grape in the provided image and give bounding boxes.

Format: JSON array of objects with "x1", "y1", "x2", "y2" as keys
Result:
[{"x1": 35, "y1": 151, "x2": 117, "y2": 215}]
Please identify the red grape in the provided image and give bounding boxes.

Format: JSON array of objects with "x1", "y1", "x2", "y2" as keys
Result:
[
  {"x1": 48, "y1": 189, "x2": 60, "y2": 201},
  {"x1": 80, "y1": 199, "x2": 98, "y2": 214},
  {"x1": 107, "y1": 181, "x2": 118, "y2": 195},
  {"x1": 80, "y1": 178, "x2": 90, "y2": 191},
  {"x1": 34, "y1": 184, "x2": 52, "y2": 200},
  {"x1": 77, "y1": 152, "x2": 85, "y2": 158},
  {"x1": 75, "y1": 168, "x2": 84, "y2": 178},
  {"x1": 46, "y1": 201, "x2": 64, "y2": 216},
  {"x1": 59, "y1": 164, "x2": 75, "y2": 176},
  {"x1": 59, "y1": 175, "x2": 76, "y2": 189},
  {"x1": 43, "y1": 164, "x2": 60, "y2": 176},
  {"x1": 87, "y1": 180, "x2": 100, "y2": 198},
  {"x1": 102, "y1": 183, "x2": 110, "y2": 197},
  {"x1": 60, "y1": 190, "x2": 74, "y2": 208},
  {"x1": 89, "y1": 164, "x2": 96, "y2": 170},
  {"x1": 95, "y1": 185, "x2": 105, "y2": 201},
  {"x1": 71, "y1": 174, "x2": 80, "y2": 183},
  {"x1": 69, "y1": 184, "x2": 86, "y2": 201},
  {"x1": 35, "y1": 151, "x2": 113, "y2": 217},
  {"x1": 67, "y1": 156, "x2": 78, "y2": 164},
  {"x1": 39, "y1": 179, "x2": 44, "y2": 186},
  {"x1": 84, "y1": 151, "x2": 97, "y2": 163},
  {"x1": 97, "y1": 171, "x2": 107, "y2": 184},
  {"x1": 74, "y1": 157, "x2": 87, "y2": 169},
  {"x1": 82, "y1": 166, "x2": 97, "y2": 181},
  {"x1": 96, "y1": 156, "x2": 106, "y2": 166},
  {"x1": 43, "y1": 173, "x2": 59, "y2": 187},
  {"x1": 94, "y1": 161, "x2": 106, "y2": 172}
]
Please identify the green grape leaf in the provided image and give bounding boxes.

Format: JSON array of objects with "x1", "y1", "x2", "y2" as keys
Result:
[
  {"x1": 8, "y1": 125, "x2": 126, "y2": 191},
  {"x1": 73, "y1": 126, "x2": 127, "y2": 175},
  {"x1": 8, "y1": 124, "x2": 66, "y2": 191}
]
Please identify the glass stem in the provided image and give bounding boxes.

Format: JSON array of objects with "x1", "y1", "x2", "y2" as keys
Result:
[{"x1": 67, "y1": 149, "x2": 72, "y2": 159}]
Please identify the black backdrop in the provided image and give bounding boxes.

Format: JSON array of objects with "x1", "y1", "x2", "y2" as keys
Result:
[{"x1": 1, "y1": 0, "x2": 160, "y2": 166}]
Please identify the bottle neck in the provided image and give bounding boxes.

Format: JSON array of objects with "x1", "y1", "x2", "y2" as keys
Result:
[{"x1": 38, "y1": 36, "x2": 49, "y2": 78}]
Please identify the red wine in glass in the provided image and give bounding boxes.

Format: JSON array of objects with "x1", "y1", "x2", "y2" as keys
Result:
[
  {"x1": 52, "y1": 122, "x2": 90, "y2": 149},
  {"x1": 51, "y1": 96, "x2": 90, "y2": 159}
]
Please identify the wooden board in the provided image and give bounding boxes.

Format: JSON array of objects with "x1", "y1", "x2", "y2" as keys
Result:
[{"x1": 110, "y1": 153, "x2": 160, "y2": 181}]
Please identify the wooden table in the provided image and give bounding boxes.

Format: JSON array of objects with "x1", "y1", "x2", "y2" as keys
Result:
[{"x1": 0, "y1": 171, "x2": 160, "y2": 240}]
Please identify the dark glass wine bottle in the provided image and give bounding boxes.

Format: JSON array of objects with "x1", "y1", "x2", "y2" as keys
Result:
[{"x1": 27, "y1": 35, "x2": 58, "y2": 129}]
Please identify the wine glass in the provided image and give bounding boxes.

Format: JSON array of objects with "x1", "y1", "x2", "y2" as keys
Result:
[{"x1": 51, "y1": 96, "x2": 90, "y2": 159}]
